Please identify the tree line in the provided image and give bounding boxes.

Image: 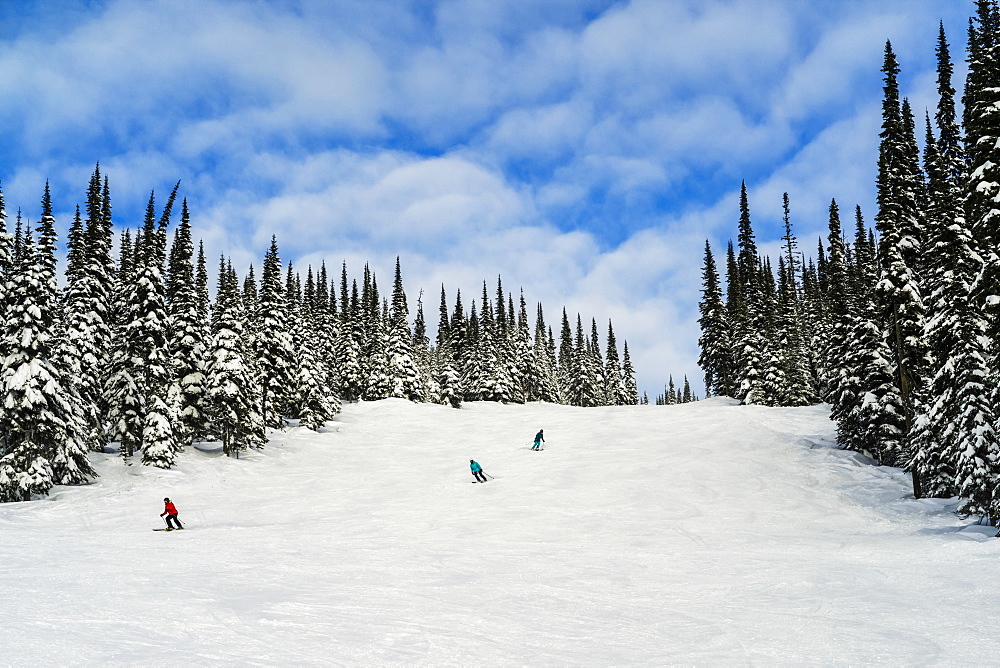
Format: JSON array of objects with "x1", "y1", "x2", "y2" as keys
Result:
[
  {"x1": 698, "y1": 2, "x2": 1000, "y2": 524},
  {"x1": 0, "y1": 168, "x2": 641, "y2": 503}
]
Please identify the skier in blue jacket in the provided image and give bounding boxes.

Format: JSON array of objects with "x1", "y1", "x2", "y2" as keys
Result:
[
  {"x1": 470, "y1": 459, "x2": 487, "y2": 483},
  {"x1": 532, "y1": 429, "x2": 544, "y2": 450}
]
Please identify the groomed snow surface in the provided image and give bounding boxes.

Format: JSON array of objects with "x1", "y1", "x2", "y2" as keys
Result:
[{"x1": 3, "y1": 398, "x2": 998, "y2": 665}]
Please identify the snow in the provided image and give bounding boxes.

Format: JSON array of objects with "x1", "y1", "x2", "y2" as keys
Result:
[{"x1": 2, "y1": 398, "x2": 998, "y2": 664}]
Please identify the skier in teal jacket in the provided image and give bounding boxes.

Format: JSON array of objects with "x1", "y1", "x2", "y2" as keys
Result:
[
  {"x1": 470, "y1": 459, "x2": 487, "y2": 483},
  {"x1": 532, "y1": 429, "x2": 544, "y2": 450}
]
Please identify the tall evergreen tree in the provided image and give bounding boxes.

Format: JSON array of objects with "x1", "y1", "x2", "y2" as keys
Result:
[
  {"x1": 621, "y1": 341, "x2": 639, "y2": 405},
  {"x1": 915, "y1": 118, "x2": 994, "y2": 504},
  {"x1": 589, "y1": 318, "x2": 606, "y2": 406},
  {"x1": 531, "y1": 303, "x2": 560, "y2": 403},
  {"x1": 604, "y1": 320, "x2": 628, "y2": 405},
  {"x1": 58, "y1": 188, "x2": 108, "y2": 452},
  {"x1": 386, "y1": 257, "x2": 423, "y2": 402},
  {"x1": 697, "y1": 240, "x2": 734, "y2": 397},
  {"x1": 733, "y1": 184, "x2": 765, "y2": 404},
  {"x1": 338, "y1": 279, "x2": 364, "y2": 402},
  {"x1": 287, "y1": 273, "x2": 340, "y2": 430},
  {"x1": 257, "y1": 237, "x2": 295, "y2": 427},
  {"x1": 433, "y1": 285, "x2": 462, "y2": 408},
  {"x1": 165, "y1": 199, "x2": 207, "y2": 446},
  {"x1": 874, "y1": 41, "x2": 928, "y2": 472},
  {"x1": 0, "y1": 188, "x2": 94, "y2": 500},
  {"x1": 205, "y1": 259, "x2": 264, "y2": 456}
]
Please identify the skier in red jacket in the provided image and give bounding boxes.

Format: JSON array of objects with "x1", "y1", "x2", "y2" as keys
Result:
[{"x1": 160, "y1": 498, "x2": 183, "y2": 530}]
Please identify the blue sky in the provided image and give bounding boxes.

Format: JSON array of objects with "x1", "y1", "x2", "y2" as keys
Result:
[{"x1": 0, "y1": 0, "x2": 975, "y2": 396}]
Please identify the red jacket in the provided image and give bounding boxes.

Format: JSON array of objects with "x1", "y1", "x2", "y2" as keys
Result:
[{"x1": 161, "y1": 501, "x2": 178, "y2": 516}]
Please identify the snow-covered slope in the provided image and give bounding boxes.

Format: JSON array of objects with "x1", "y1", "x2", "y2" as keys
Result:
[{"x1": 2, "y1": 398, "x2": 997, "y2": 665}]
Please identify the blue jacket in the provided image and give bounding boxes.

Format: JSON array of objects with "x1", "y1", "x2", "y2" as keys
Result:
[
  {"x1": 534, "y1": 431, "x2": 544, "y2": 443},
  {"x1": 470, "y1": 461, "x2": 482, "y2": 473}
]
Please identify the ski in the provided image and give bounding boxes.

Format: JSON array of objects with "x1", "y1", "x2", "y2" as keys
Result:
[{"x1": 153, "y1": 528, "x2": 173, "y2": 531}]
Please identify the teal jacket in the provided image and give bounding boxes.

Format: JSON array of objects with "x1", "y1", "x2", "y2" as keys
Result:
[
  {"x1": 534, "y1": 431, "x2": 544, "y2": 443},
  {"x1": 470, "y1": 461, "x2": 482, "y2": 473}
]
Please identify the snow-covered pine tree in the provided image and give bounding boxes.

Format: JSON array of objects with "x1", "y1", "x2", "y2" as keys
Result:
[
  {"x1": 0, "y1": 188, "x2": 95, "y2": 500},
  {"x1": 476, "y1": 284, "x2": 505, "y2": 401},
  {"x1": 963, "y1": 1, "x2": 1000, "y2": 272},
  {"x1": 337, "y1": 278, "x2": 364, "y2": 402},
  {"x1": 386, "y1": 257, "x2": 423, "y2": 402},
  {"x1": 106, "y1": 191, "x2": 176, "y2": 463},
  {"x1": 242, "y1": 264, "x2": 260, "y2": 343},
  {"x1": 508, "y1": 292, "x2": 525, "y2": 402},
  {"x1": 0, "y1": 227, "x2": 53, "y2": 501},
  {"x1": 874, "y1": 43, "x2": 929, "y2": 471},
  {"x1": 57, "y1": 203, "x2": 105, "y2": 452},
  {"x1": 531, "y1": 304, "x2": 560, "y2": 403},
  {"x1": 697, "y1": 240, "x2": 734, "y2": 398},
  {"x1": 287, "y1": 279, "x2": 340, "y2": 431},
  {"x1": 832, "y1": 206, "x2": 900, "y2": 463},
  {"x1": 589, "y1": 318, "x2": 607, "y2": 406},
  {"x1": 756, "y1": 258, "x2": 786, "y2": 407},
  {"x1": 963, "y1": 1, "x2": 1000, "y2": 515},
  {"x1": 567, "y1": 314, "x2": 601, "y2": 406},
  {"x1": 359, "y1": 265, "x2": 376, "y2": 383},
  {"x1": 621, "y1": 341, "x2": 639, "y2": 405},
  {"x1": 491, "y1": 278, "x2": 520, "y2": 403},
  {"x1": 775, "y1": 195, "x2": 815, "y2": 406},
  {"x1": 914, "y1": 111, "x2": 993, "y2": 505},
  {"x1": 732, "y1": 184, "x2": 766, "y2": 405},
  {"x1": 604, "y1": 320, "x2": 628, "y2": 405},
  {"x1": 460, "y1": 300, "x2": 485, "y2": 401},
  {"x1": 447, "y1": 289, "x2": 468, "y2": 391},
  {"x1": 774, "y1": 255, "x2": 814, "y2": 406},
  {"x1": 256, "y1": 237, "x2": 295, "y2": 427},
  {"x1": 239, "y1": 263, "x2": 265, "y2": 421},
  {"x1": 36, "y1": 188, "x2": 96, "y2": 483},
  {"x1": 432, "y1": 285, "x2": 461, "y2": 408},
  {"x1": 513, "y1": 291, "x2": 536, "y2": 402},
  {"x1": 557, "y1": 308, "x2": 573, "y2": 400},
  {"x1": 826, "y1": 199, "x2": 870, "y2": 449},
  {"x1": 314, "y1": 262, "x2": 343, "y2": 398},
  {"x1": 195, "y1": 240, "x2": 210, "y2": 322},
  {"x1": 141, "y1": 392, "x2": 176, "y2": 468},
  {"x1": 139, "y1": 190, "x2": 178, "y2": 458},
  {"x1": 412, "y1": 291, "x2": 439, "y2": 402},
  {"x1": 164, "y1": 199, "x2": 208, "y2": 447},
  {"x1": 83, "y1": 167, "x2": 117, "y2": 428},
  {"x1": 205, "y1": 259, "x2": 265, "y2": 456},
  {"x1": 363, "y1": 293, "x2": 393, "y2": 401}
]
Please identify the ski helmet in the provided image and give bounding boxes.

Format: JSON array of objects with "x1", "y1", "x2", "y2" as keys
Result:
[{"x1": 163, "y1": 497, "x2": 170, "y2": 502}]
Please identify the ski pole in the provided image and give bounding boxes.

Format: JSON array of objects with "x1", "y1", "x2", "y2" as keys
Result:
[{"x1": 485, "y1": 472, "x2": 494, "y2": 480}]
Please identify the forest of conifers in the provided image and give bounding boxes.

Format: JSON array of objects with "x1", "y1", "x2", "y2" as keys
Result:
[
  {"x1": 0, "y1": 167, "x2": 642, "y2": 502},
  {"x1": 699, "y1": 3, "x2": 1000, "y2": 522}
]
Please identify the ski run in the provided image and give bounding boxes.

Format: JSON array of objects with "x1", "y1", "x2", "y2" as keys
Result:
[{"x1": 2, "y1": 397, "x2": 998, "y2": 665}]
